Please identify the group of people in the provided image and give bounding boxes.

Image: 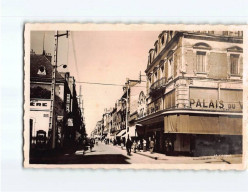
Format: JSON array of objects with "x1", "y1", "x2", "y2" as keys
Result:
[
  {"x1": 77, "y1": 137, "x2": 96, "y2": 154},
  {"x1": 121, "y1": 137, "x2": 155, "y2": 156}
]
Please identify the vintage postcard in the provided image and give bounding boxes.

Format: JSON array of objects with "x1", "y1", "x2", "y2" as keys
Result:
[{"x1": 24, "y1": 23, "x2": 248, "y2": 169}]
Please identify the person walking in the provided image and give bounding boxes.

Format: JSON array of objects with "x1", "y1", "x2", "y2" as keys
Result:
[
  {"x1": 90, "y1": 138, "x2": 95, "y2": 152},
  {"x1": 126, "y1": 137, "x2": 132, "y2": 156},
  {"x1": 121, "y1": 139, "x2": 124, "y2": 150},
  {"x1": 132, "y1": 140, "x2": 137, "y2": 153},
  {"x1": 137, "y1": 140, "x2": 141, "y2": 152},
  {"x1": 149, "y1": 138, "x2": 155, "y2": 154},
  {"x1": 82, "y1": 138, "x2": 87, "y2": 155},
  {"x1": 143, "y1": 139, "x2": 147, "y2": 152}
]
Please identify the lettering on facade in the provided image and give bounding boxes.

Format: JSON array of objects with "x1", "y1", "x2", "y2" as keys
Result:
[
  {"x1": 66, "y1": 94, "x2": 70, "y2": 103},
  {"x1": 190, "y1": 99, "x2": 242, "y2": 111},
  {"x1": 66, "y1": 94, "x2": 71, "y2": 113},
  {"x1": 30, "y1": 100, "x2": 50, "y2": 111}
]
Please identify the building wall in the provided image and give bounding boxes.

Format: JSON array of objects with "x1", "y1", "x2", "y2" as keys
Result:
[
  {"x1": 183, "y1": 37, "x2": 243, "y2": 79},
  {"x1": 31, "y1": 82, "x2": 64, "y2": 100},
  {"x1": 30, "y1": 106, "x2": 50, "y2": 137}
]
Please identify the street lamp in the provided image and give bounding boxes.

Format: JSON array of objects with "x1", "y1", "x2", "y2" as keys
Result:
[{"x1": 57, "y1": 64, "x2": 67, "y2": 69}]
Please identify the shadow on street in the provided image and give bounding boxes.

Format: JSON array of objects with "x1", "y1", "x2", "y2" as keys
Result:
[{"x1": 30, "y1": 153, "x2": 131, "y2": 164}]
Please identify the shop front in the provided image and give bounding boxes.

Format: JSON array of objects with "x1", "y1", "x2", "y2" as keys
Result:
[{"x1": 164, "y1": 113, "x2": 242, "y2": 156}]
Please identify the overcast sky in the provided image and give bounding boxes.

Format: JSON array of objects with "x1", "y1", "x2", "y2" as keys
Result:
[{"x1": 31, "y1": 30, "x2": 160, "y2": 134}]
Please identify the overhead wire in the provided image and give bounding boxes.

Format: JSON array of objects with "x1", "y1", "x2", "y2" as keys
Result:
[
  {"x1": 71, "y1": 31, "x2": 80, "y2": 82},
  {"x1": 76, "y1": 81, "x2": 146, "y2": 87}
]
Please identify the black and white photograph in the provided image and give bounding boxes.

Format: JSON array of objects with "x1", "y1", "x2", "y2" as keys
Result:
[{"x1": 23, "y1": 24, "x2": 247, "y2": 169}]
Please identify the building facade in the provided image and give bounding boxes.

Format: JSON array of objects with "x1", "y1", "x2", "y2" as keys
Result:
[
  {"x1": 136, "y1": 31, "x2": 243, "y2": 156},
  {"x1": 30, "y1": 51, "x2": 86, "y2": 152}
]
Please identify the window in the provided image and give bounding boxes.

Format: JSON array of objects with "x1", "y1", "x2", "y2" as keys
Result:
[
  {"x1": 154, "y1": 71, "x2": 158, "y2": 82},
  {"x1": 196, "y1": 51, "x2": 206, "y2": 72},
  {"x1": 161, "y1": 65, "x2": 164, "y2": 73},
  {"x1": 223, "y1": 31, "x2": 228, "y2": 36},
  {"x1": 37, "y1": 66, "x2": 46, "y2": 75},
  {"x1": 161, "y1": 36, "x2": 164, "y2": 45},
  {"x1": 168, "y1": 58, "x2": 173, "y2": 78},
  {"x1": 230, "y1": 54, "x2": 239, "y2": 75}
]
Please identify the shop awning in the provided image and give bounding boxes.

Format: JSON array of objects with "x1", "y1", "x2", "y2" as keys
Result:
[
  {"x1": 128, "y1": 126, "x2": 137, "y2": 137},
  {"x1": 111, "y1": 131, "x2": 119, "y2": 136},
  {"x1": 116, "y1": 129, "x2": 126, "y2": 137},
  {"x1": 121, "y1": 131, "x2": 126, "y2": 138},
  {"x1": 164, "y1": 114, "x2": 242, "y2": 135}
]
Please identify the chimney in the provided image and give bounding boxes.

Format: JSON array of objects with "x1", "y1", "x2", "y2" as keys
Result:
[
  {"x1": 45, "y1": 53, "x2": 52, "y2": 63},
  {"x1": 30, "y1": 49, "x2": 35, "y2": 55}
]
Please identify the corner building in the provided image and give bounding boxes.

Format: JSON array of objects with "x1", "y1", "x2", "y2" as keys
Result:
[{"x1": 137, "y1": 31, "x2": 243, "y2": 156}]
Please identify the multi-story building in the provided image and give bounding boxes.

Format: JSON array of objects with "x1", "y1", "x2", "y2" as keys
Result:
[
  {"x1": 30, "y1": 51, "x2": 86, "y2": 152},
  {"x1": 136, "y1": 31, "x2": 243, "y2": 156},
  {"x1": 127, "y1": 79, "x2": 146, "y2": 141},
  {"x1": 30, "y1": 51, "x2": 66, "y2": 150}
]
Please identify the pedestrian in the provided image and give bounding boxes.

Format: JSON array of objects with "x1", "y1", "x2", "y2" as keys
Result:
[
  {"x1": 90, "y1": 138, "x2": 94, "y2": 152},
  {"x1": 121, "y1": 139, "x2": 124, "y2": 150},
  {"x1": 132, "y1": 140, "x2": 137, "y2": 153},
  {"x1": 149, "y1": 138, "x2": 155, "y2": 154},
  {"x1": 82, "y1": 138, "x2": 87, "y2": 155},
  {"x1": 143, "y1": 139, "x2": 147, "y2": 152},
  {"x1": 126, "y1": 137, "x2": 132, "y2": 156},
  {"x1": 95, "y1": 138, "x2": 98, "y2": 146},
  {"x1": 137, "y1": 140, "x2": 141, "y2": 152}
]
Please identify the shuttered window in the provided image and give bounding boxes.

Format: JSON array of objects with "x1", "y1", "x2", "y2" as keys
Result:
[
  {"x1": 230, "y1": 54, "x2": 239, "y2": 75},
  {"x1": 196, "y1": 51, "x2": 206, "y2": 72}
]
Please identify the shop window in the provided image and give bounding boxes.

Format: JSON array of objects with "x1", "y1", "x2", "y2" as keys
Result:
[
  {"x1": 230, "y1": 54, "x2": 239, "y2": 75},
  {"x1": 196, "y1": 51, "x2": 206, "y2": 73}
]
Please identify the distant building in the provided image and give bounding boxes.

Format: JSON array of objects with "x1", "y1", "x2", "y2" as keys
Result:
[{"x1": 136, "y1": 31, "x2": 243, "y2": 156}]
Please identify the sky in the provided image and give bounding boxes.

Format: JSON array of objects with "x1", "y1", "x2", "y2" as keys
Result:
[{"x1": 31, "y1": 30, "x2": 160, "y2": 134}]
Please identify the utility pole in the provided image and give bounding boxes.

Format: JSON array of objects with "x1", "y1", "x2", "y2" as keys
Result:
[
  {"x1": 48, "y1": 30, "x2": 69, "y2": 149},
  {"x1": 125, "y1": 81, "x2": 129, "y2": 140}
]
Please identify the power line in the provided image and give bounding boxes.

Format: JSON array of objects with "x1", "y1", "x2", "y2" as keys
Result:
[
  {"x1": 76, "y1": 81, "x2": 146, "y2": 87},
  {"x1": 71, "y1": 32, "x2": 80, "y2": 81}
]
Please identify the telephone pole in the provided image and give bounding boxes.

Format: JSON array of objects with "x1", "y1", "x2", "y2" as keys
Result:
[{"x1": 48, "y1": 30, "x2": 69, "y2": 149}]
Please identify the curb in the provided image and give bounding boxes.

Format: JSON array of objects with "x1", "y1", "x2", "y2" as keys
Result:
[{"x1": 134, "y1": 152, "x2": 159, "y2": 160}]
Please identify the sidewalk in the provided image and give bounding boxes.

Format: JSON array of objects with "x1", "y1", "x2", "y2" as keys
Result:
[
  {"x1": 112, "y1": 144, "x2": 242, "y2": 164},
  {"x1": 113, "y1": 144, "x2": 167, "y2": 160}
]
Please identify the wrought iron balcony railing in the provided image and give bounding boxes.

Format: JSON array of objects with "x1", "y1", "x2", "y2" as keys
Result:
[{"x1": 150, "y1": 77, "x2": 166, "y2": 93}]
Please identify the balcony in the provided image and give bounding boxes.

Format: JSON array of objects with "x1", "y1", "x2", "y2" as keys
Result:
[{"x1": 149, "y1": 77, "x2": 166, "y2": 94}]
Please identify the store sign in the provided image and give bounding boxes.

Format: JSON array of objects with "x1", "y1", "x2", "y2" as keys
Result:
[
  {"x1": 189, "y1": 88, "x2": 243, "y2": 112},
  {"x1": 190, "y1": 99, "x2": 243, "y2": 111},
  {"x1": 66, "y1": 94, "x2": 71, "y2": 113},
  {"x1": 66, "y1": 94, "x2": 70, "y2": 104},
  {"x1": 30, "y1": 100, "x2": 51, "y2": 111}
]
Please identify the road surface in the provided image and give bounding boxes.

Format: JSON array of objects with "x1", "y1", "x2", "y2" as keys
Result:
[{"x1": 30, "y1": 142, "x2": 242, "y2": 164}]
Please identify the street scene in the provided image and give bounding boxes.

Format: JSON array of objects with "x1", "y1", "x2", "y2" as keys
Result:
[{"x1": 26, "y1": 27, "x2": 243, "y2": 166}]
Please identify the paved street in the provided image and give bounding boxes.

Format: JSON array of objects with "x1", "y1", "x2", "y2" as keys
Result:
[{"x1": 30, "y1": 142, "x2": 242, "y2": 164}]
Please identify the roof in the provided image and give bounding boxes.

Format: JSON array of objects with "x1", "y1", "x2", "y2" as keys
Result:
[{"x1": 30, "y1": 54, "x2": 64, "y2": 82}]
